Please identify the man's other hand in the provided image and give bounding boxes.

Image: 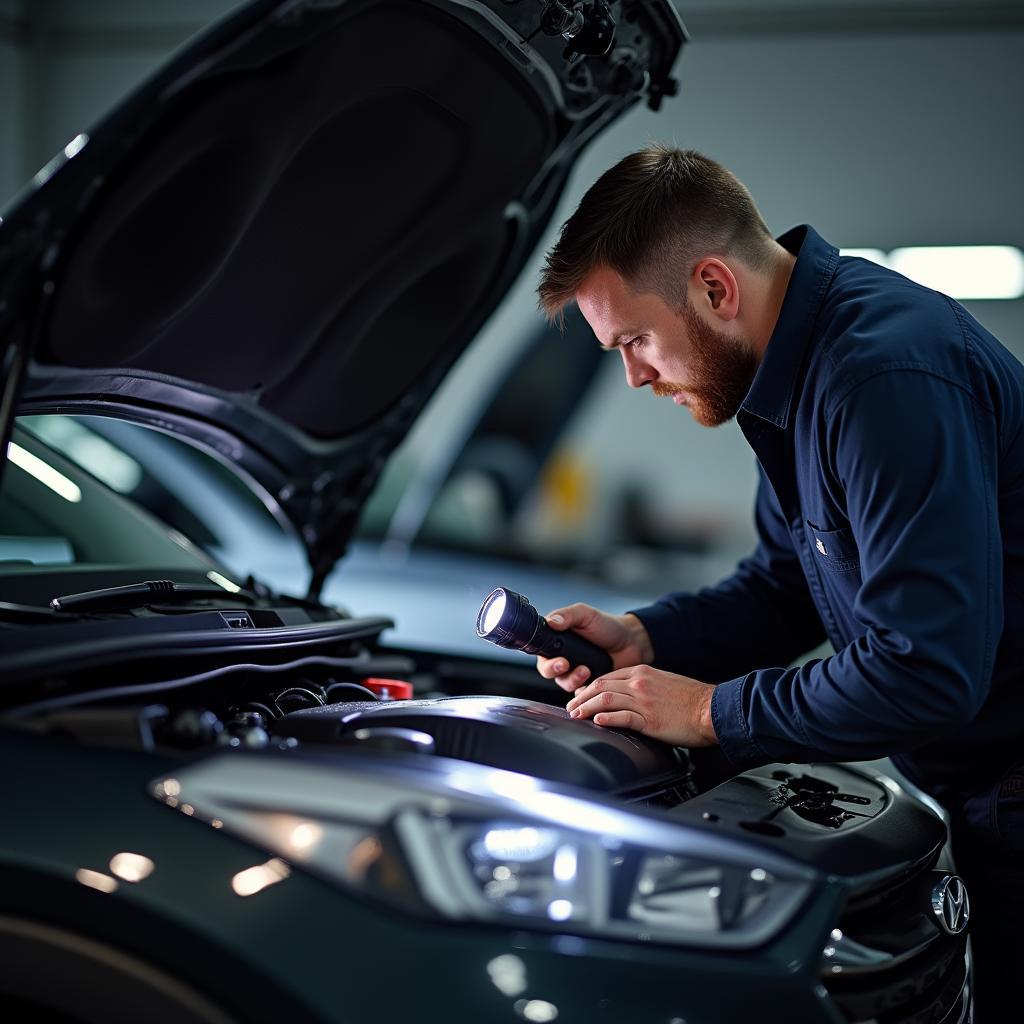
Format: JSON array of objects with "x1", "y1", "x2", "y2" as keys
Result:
[
  {"x1": 565, "y1": 666, "x2": 718, "y2": 748},
  {"x1": 536, "y1": 604, "x2": 654, "y2": 693}
]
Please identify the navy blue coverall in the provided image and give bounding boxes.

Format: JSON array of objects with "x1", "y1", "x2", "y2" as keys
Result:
[{"x1": 632, "y1": 226, "x2": 1024, "y2": 1015}]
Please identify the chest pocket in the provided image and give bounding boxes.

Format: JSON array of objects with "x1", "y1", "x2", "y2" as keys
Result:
[{"x1": 805, "y1": 519, "x2": 860, "y2": 573}]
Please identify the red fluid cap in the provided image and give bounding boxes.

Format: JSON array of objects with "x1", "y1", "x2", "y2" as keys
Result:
[{"x1": 363, "y1": 677, "x2": 414, "y2": 700}]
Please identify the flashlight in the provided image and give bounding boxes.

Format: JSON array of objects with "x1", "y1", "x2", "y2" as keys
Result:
[{"x1": 475, "y1": 587, "x2": 613, "y2": 679}]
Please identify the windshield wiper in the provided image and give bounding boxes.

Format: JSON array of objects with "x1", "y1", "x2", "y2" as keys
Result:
[
  {"x1": 0, "y1": 601, "x2": 82, "y2": 624},
  {"x1": 50, "y1": 579, "x2": 256, "y2": 614}
]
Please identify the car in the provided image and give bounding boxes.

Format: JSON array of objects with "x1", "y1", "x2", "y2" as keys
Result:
[{"x1": 0, "y1": 2, "x2": 971, "y2": 1022}]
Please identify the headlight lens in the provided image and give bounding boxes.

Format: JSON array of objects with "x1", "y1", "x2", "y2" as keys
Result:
[
  {"x1": 467, "y1": 826, "x2": 592, "y2": 923},
  {"x1": 234, "y1": 806, "x2": 811, "y2": 948},
  {"x1": 628, "y1": 856, "x2": 775, "y2": 933},
  {"x1": 389, "y1": 813, "x2": 809, "y2": 947}
]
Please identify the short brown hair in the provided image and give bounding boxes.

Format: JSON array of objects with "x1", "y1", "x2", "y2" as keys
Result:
[{"x1": 538, "y1": 145, "x2": 774, "y2": 323}]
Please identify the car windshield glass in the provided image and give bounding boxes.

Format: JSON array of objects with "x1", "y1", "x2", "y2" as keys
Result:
[
  {"x1": 11, "y1": 415, "x2": 310, "y2": 596},
  {"x1": 0, "y1": 425, "x2": 223, "y2": 596}
]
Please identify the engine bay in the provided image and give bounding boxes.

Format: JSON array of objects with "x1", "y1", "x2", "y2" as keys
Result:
[
  {"x1": 21, "y1": 670, "x2": 699, "y2": 806},
  {"x1": 2, "y1": 606, "x2": 944, "y2": 883}
]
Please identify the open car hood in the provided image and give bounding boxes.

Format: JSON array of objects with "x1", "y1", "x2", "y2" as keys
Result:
[{"x1": 0, "y1": 0, "x2": 685, "y2": 598}]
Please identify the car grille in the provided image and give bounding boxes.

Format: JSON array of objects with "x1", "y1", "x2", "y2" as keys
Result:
[
  {"x1": 824, "y1": 935, "x2": 968, "y2": 1024},
  {"x1": 823, "y1": 843, "x2": 971, "y2": 1024}
]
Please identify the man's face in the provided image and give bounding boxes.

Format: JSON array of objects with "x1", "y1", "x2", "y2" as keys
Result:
[{"x1": 575, "y1": 265, "x2": 759, "y2": 427}]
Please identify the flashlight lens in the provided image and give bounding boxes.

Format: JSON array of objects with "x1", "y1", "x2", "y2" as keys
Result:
[{"x1": 482, "y1": 591, "x2": 506, "y2": 635}]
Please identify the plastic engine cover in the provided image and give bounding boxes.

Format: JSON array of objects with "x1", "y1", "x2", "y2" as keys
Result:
[{"x1": 274, "y1": 695, "x2": 691, "y2": 796}]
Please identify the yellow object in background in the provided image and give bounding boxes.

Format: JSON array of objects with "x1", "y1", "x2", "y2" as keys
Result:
[{"x1": 538, "y1": 449, "x2": 592, "y2": 530}]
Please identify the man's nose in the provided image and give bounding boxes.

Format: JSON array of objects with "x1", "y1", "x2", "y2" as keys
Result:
[{"x1": 621, "y1": 347, "x2": 654, "y2": 389}]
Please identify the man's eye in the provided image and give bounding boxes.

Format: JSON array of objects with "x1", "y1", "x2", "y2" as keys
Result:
[{"x1": 628, "y1": 335, "x2": 645, "y2": 349}]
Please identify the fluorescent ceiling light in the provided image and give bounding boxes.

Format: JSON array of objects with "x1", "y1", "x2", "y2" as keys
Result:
[
  {"x1": 841, "y1": 245, "x2": 1024, "y2": 300},
  {"x1": 888, "y1": 245, "x2": 1024, "y2": 300},
  {"x1": 7, "y1": 442, "x2": 82, "y2": 502}
]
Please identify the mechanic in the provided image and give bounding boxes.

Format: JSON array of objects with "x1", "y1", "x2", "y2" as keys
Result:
[{"x1": 534, "y1": 145, "x2": 1022, "y2": 1017}]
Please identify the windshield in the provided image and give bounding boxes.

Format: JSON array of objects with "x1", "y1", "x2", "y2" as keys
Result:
[
  {"x1": 1, "y1": 427, "x2": 216, "y2": 570},
  {"x1": 0, "y1": 425, "x2": 237, "y2": 608},
  {"x1": 10, "y1": 414, "x2": 311, "y2": 598}
]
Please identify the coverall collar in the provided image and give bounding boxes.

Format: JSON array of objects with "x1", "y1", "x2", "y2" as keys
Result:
[{"x1": 740, "y1": 225, "x2": 839, "y2": 430}]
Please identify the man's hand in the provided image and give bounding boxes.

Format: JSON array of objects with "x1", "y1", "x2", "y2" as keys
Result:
[
  {"x1": 536, "y1": 604, "x2": 654, "y2": 693},
  {"x1": 565, "y1": 665, "x2": 718, "y2": 748}
]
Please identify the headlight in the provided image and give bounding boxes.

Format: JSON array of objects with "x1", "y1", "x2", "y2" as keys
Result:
[
  {"x1": 152, "y1": 754, "x2": 815, "y2": 950},
  {"x1": 394, "y1": 814, "x2": 809, "y2": 948}
]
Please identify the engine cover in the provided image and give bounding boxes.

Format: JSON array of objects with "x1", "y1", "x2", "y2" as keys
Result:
[{"x1": 274, "y1": 695, "x2": 694, "y2": 800}]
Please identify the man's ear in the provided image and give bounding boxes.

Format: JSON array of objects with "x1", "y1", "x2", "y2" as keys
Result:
[{"x1": 691, "y1": 258, "x2": 739, "y2": 321}]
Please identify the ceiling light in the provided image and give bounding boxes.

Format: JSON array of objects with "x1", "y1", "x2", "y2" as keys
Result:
[{"x1": 888, "y1": 245, "x2": 1024, "y2": 300}]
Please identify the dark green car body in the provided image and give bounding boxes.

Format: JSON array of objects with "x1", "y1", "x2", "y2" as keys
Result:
[{"x1": 1, "y1": 729, "x2": 850, "y2": 1024}]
